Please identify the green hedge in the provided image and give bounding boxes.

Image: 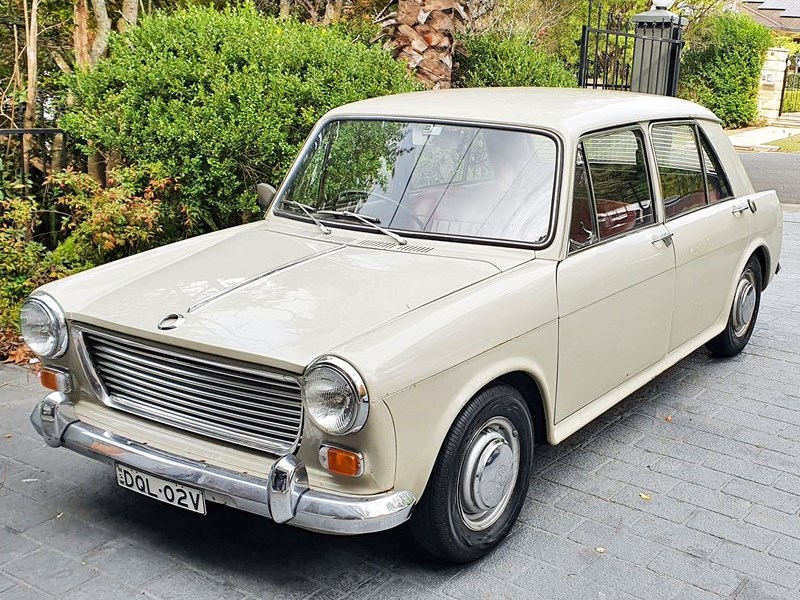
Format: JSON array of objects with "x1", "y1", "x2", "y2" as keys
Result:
[
  {"x1": 679, "y1": 13, "x2": 772, "y2": 128},
  {"x1": 454, "y1": 33, "x2": 577, "y2": 89},
  {"x1": 61, "y1": 5, "x2": 418, "y2": 233}
]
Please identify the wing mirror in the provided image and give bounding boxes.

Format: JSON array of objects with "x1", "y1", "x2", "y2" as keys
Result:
[{"x1": 256, "y1": 183, "x2": 277, "y2": 212}]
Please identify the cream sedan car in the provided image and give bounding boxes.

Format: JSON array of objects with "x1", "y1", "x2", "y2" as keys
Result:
[{"x1": 24, "y1": 89, "x2": 782, "y2": 562}]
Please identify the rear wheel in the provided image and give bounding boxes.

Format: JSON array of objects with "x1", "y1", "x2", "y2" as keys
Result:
[
  {"x1": 410, "y1": 384, "x2": 534, "y2": 563},
  {"x1": 706, "y1": 256, "x2": 762, "y2": 358}
]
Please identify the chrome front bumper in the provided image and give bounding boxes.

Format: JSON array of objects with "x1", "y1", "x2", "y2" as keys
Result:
[{"x1": 30, "y1": 392, "x2": 415, "y2": 535}]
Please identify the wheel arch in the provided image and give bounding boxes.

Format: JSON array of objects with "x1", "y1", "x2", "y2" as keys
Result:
[
  {"x1": 495, "y1": 371, "x2": 548, "y2": 445},
  {"x1": 751, "y1": 245, "x2": 770, "y2": 291}
]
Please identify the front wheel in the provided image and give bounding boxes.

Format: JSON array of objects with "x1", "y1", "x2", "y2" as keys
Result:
[
  {"x1": 705, "y1": 256, "x2": 762, "y2": 358},
  {"x1": 409, "y1": 384, "x2": 534, "y2": 563}
]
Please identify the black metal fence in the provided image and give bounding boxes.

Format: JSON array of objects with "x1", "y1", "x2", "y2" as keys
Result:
[
  {"x1": 780, "y1": 63, "x2": 800, "y2": 115},
  {"x1": 578, "y1": 0, "x2": 684, "y2": 97}
]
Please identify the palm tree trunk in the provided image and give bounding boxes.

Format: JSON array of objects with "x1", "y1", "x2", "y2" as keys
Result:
[{"x1": 384, "y1": 0, "x2": 467, "y2": 89}]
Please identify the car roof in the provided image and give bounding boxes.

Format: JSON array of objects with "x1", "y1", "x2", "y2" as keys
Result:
[{"x1": 325, "y1": 87, "x2": 720, "y2": 137}]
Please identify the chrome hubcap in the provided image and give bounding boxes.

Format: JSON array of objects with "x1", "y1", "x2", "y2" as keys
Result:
[
  {"x1": 732, "y1": 270, "x2": 757, "y2": 337},
  {"x1": 458, "y1": 416, "x2": 520, "y2": 531}
]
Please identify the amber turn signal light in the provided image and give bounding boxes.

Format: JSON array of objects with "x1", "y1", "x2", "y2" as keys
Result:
[
  {"x1": 39, "y1": 367, "x2": 71, "y2": 393},
  {"x1": 318, "y1": 445, "x2": 363, "y2": 477}
]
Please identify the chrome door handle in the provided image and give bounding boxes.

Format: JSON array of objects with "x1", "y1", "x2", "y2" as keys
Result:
[
  {"x1": 732, "y1": 199, "x2": 758, "y2": 215},
  {"x1": 651, "y1": 231, "x2": 674, "y2": 247}
]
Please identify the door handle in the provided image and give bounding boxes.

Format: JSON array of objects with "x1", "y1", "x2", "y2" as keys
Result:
[
  {"x1": 732, "y1": 199, "x2": 758, "y2": 215},
  {"x1": 651, "y1": 231, "x2": 673, "y2": 247}
]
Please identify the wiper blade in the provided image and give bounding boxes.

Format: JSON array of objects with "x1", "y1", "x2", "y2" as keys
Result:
[
  {"x1": 283, "y1": 200, "x2": 331, "y2": 235},
  {"x1": 317, "y1": 210, "x2": 407, "y2": 246}
]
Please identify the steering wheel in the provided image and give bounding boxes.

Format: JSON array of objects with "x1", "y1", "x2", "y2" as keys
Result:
[{"x1": 334, "y1": 190, "x2": 427, "y2": 230}]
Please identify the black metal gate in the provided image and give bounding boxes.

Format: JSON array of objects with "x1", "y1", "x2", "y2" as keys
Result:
[
  {"x1": 779, "y1": 56, "x2": 800, "y2": 115},
  {"x1": 578, "y1": 0, "x2": 684, "y2": 97}
]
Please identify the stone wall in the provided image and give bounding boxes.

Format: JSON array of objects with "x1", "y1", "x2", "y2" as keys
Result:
[{"x1": 758, "y1": 47, "x2": 789, "y2": 123}]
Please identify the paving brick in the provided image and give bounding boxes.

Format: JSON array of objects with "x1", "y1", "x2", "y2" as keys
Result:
[
  {"x1": 734, "y1": 579, "x2": 798, "y2": 600},
  {"x1": 81, "y1": 539, "x2": 177, "y2": 588},
  {"x1": 634, "y1": 434, "x2": 709, "y2": 464},
  {"x1": 702, "y1": 453, "x2": 781, "y2": 486},
  {"x1": 650, "y1": 457, "x2": 730, "y2": 490},
  {"x1": 597, "y1": 458, "x2": 680, "y2": 494},
  {"x1": 0, "y1": 574, "x2": 13, "y2": 594},
  {"x1": 514, "y1": 562, "x2": 635, "y2": 600},
  {"x1": 559, "y1": 448, "x2": 609, "y2": 472},
  {"x1": 60, "y1": 575, "x2": 142, "y2": 600},
  {"x1": 517, "y1": 501, "x2": 583, "y2": 535},
  {"x1": 506, "y1": 525, "x2": 598, "y2": 574},
  {"x1": 2, "y1": 548, "x2": 98, "y2": 596},
  {"x1": 687, "y1": 510, "x2": 776, "y2": 551},
  {"x1": 143, "y1": 568, "x2": 244, "y2": 600},
  {"x1": 774, "y1": 472, "x2": 800, "y2": 496},
  {"x1": 668, "y1": 481, "x2": 751, "y2": 519},
  {"x1": 722, "y1": 478, "x2": 800, "y2": 514},
  {"x1": 555, "y1": 490, "x2": 639, "y2": 530},
  {"x1": 628, "y1": 514, "x2": 721, "y2": 558},
  {"x1": 540, "y1": 464, "x2": 624, "y2": 499},
  {"x1": 582, "y1": 554, "x2": 684, "y2": 599},
  {"x1": 566, "y1": 519, "x2": 662, "y2": 566},
  {"x1": 768, "y1": 535, "x2": 800, "y2": 566},
  {"x1": 0, "y1": 585, "x2": 55, "y2": 600},
  {"x1": 647, "y1": 547, "x2": 746, "y2": 597},
  {"x1": 0, "y1": 492, "x2": 57, "y2": 533},
  {"x1": 745, "y1": 506, "x2": 800, "y2": 539},
  {"x1": 711, "y1": 541, "x2": 800, "y2": 590},
  {"x1": 611, "y1": 485, "x2": 696, "y2": 523}
]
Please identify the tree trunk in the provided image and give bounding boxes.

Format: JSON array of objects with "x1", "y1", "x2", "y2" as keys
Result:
[
  {"x1": 74, "y1": 0, "x2": 90, "y2": 68},
  {"x1": 118, "y1": 0, "x2": 138, "y2": 32},
  {"x1": 322, "y1": 0, "x2": 345, "y2": 24},
  {"x1": 22, "y1": 0, "x2": 40, "y2": 179},
  {"x1": 89, "y1": 0, "x2": 111, "y2": 66},
  {"x1": 384, "y1": 0, "x2": 467, "y2": 89},
  {"x1": 279, "y1": 0, "x2": 291, "y2": 19}
]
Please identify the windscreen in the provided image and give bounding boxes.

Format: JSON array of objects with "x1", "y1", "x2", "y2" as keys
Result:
[{"x1": 277, "y1": 119, "x2": 558, "y2": 244}]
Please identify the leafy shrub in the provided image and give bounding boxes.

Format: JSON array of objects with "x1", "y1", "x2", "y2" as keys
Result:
[
  {"x1": 61, "y1": 5, "x2": 418, "y2": 231},
  {"x1": 0, "y1": 165, "x2": 180, "y2": 337},
  {"x1": 679, "y1": 13, "x2": 772, "y2": 128},
  {"x1": 454, "y1": 33, "x2": 577, "y2": 89}
]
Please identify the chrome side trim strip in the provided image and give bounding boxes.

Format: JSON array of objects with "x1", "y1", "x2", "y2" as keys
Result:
[
  {"x1": 30, "y1": 393, "x2": 416, "y2": 535},
  {"x1": 186, "y1": 245, "x2": 345, "y2": 314}
]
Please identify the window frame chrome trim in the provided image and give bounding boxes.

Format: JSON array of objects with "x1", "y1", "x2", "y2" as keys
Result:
[
  {"x1": 566, "y1": 123, "x2": 661, "y2": 256},
  {"x1": 270, "y1": 114, "x2": 564, "y2": 251}
]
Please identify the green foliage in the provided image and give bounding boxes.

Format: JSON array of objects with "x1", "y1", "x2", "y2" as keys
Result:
[
  {"x1": 784, "y1": 89, "x2": 800, "y2": 114},
  {"x1": 679, "y1": 13, "x2": 772, "y2": 128},
  {"x1": 0, "y1": 163, "x2": 180, "y2": 332},
  {"x1": 454, "y1": 33, "x2": 577, "y2": 88},
  {"x1": 61, "y1": 4, "x2": 418, "y2": 232}
]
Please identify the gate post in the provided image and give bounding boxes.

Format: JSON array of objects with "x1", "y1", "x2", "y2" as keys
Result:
[{"x1": 630, "y1": 3, "x2": 686, "y2": 96}]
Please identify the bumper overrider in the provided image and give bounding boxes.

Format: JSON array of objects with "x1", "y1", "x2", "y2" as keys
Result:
[{"x1": 30, "y1": 392, "x2": 415, "y2": 534}]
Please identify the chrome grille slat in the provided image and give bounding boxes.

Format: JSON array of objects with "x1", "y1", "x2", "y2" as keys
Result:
[
  {"x1": 95, "y1": 366, "x2": 303, "y2": 427},
  {"x1": 91, "y1": 349, "x2": 302, "y2": 410},
  {"x1": 91, "y1": 341, "x2": 302, "y2": 396},
  {"x1": 102, "y1": 379, "x2": 299, "y2": 436},
  {"x1": 78, "y1": 327, "x2": 303, "y2": 454},
  {"x1": 86, "y1": 329, "x2": 298, "y2": 388}
]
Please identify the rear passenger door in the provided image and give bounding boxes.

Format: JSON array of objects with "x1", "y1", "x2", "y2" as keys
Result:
[
  {"x1": 556, "y1": 127, "x2": 675, "y2": 422},
  {"x1": 650, "y1": 122, "x2": 749, "y2": 352}
]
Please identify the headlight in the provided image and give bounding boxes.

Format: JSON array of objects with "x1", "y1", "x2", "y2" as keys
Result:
[
  {"x1": 20, "y1": 294, "x2": 68, "y2": 358},
  {"x1": 302, "y1": 356, "x2": 369, "y2": 436}
]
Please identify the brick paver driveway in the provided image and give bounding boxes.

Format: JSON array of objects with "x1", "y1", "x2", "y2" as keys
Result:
[{"x1": 1, "y1": 210, "x2": 799, "y2": 600}]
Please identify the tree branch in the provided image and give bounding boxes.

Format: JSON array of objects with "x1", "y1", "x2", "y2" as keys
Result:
[{"x1": 89, "y1": 0, "x2": 111, "y2": 65}]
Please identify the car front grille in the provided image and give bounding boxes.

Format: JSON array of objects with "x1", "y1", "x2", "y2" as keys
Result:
[{"x1": 77, "y1": 327, "x2": 303, "y2": 455}]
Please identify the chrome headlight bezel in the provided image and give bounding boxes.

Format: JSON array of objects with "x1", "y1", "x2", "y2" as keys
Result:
[
  {"x1": 20, "y1": 293, "x2": 68, "y2": 358},
  {"x1": 302, "y1": 356, "x2": 369, "y2": 436}
]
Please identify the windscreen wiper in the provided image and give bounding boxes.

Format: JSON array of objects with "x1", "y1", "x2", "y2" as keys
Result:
[
  {"x1": 283, "y1": 200, "x2": 331, "y2": 235},
  {"x1": 317, "y1": 210, "x2": 407, "y2": 246}
]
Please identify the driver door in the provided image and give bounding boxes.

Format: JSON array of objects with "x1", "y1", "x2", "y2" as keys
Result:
[{"x1": 556, "y1": 127, "x2": 676, "y2": 422}]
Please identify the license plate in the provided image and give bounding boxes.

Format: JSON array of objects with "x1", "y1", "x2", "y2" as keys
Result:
[{"x1": 115, "y1": 464, "x2": 206, "y2": 515}]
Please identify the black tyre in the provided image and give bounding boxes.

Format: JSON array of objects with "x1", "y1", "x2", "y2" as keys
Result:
[
  {"x1": 705, "y1": 255, "x2": 762, "y2": 358},
  {"x1": 409, "y1": 383, "x2": 534, "y2": 563}
]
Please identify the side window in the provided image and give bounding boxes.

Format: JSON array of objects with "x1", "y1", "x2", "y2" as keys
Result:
[
  {"x1": 699, "y1": 133, "x2": 732, "y2": 204},
  {"x1": 569, "y1": 146, "x2": 597, "y2": 252},
  {"x1": 651, "y1": 124, "x2": 707, "y2": 219}
]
